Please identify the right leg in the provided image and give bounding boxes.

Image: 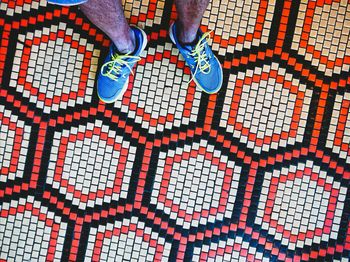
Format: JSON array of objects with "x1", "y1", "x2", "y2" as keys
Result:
[{"x1": 79, "y1": 0, "x2": 135, "y2": 53}]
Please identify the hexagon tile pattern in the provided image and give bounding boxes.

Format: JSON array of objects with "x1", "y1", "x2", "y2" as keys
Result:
[{"x1": 0, "y1": 0, "x2": 349, "y2": 261}]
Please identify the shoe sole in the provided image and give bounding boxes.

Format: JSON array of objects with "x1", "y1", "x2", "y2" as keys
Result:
[
  {"x1": 47, "y1": 1, "x2": 87, "y2": 6},
  {"x1": 169, "y1": 22, "x2": 223, "y2": 94},
  {"x1": 98, "y1": 27, "x2": 148, "y2": 104}
]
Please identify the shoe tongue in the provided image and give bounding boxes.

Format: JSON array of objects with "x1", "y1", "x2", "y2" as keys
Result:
[{"x1": 182, "y1": 43, "x2": 196, "y2": 52}]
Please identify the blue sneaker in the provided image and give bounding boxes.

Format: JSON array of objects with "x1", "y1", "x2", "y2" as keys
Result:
[
  {"x1": 97, "y1": 26, "x2": 147, "y2": 103},
  {"x1": 169, "y1": 22, "x2": 223, "y2": 94}
]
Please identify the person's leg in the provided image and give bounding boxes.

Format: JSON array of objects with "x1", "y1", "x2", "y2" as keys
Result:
[
  {"x1": 80, "y1": 0, "x2": 135, "y2": 53},
  {"x1": 48, "y1": 0, "x2": 147, "y2": 102},
  {"x1": 169, "y1": 0, "x2": 223, "y2": 94},
  {"x1": 79, "y1": 0, "x2": 147, "y2": 103},
  {"x1": 175, "y1": 0, "x2": 209, "y2": 44}
]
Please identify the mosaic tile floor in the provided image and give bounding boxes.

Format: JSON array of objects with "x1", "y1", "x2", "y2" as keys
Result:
[{"x1": 1, "y1": 0, "x2": 350, "y2": 261}]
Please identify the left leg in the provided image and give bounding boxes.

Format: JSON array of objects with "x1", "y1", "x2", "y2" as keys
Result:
[
  {"x1": 169, "y1": 0, "x2": 223, "y2": 94},
  {"x1": 175, "y1": 0, "x2": 210, "y2": 44}
]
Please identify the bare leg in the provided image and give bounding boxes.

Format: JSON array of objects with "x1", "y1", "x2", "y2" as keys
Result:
[
  {"x1": 80, "y1": 0, "x2": 135, "y2": 53},
  {"x1": 175, "y1": 0, "x2": 209, "y2": 44}
]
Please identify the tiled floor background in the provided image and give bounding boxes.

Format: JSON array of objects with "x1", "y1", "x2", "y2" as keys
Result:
[{"x1": 0, "y1": 0, "x2": 350, "y2": 261}]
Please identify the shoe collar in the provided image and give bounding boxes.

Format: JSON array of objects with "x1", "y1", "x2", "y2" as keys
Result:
[{"x1": 109, "y1": 27, "x2": 143, "y2": 59}]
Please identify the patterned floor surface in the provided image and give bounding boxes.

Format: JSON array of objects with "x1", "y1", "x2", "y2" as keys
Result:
[{"x1": 0, "y1": 0, "x2": 350, "y2": 261}]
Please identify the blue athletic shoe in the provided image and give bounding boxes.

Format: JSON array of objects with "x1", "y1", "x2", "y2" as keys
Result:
[
  {"x1": 97, "y1": 26, "x2": 147, "y2": 103},
  {"x1": 169, "y1": 22, "x2": 223, "y2": 94}
]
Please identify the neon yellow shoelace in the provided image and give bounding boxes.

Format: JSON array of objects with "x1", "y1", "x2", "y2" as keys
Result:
[
  {"x1": 187, "y1": 31, "x2": 213, "y2": 84},
  {"x1": 101, "y1": 53, "x2": 141, "y2": 81}
]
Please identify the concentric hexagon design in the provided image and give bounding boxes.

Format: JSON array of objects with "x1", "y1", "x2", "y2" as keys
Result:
[
  {"x1": 255, "y1": 161, "x2": 347, "y2": 251},
  {"x1": 86, "y1": 217, "x2": 169, "y2": 261},
  {"x1": 220, "y1": 63, "x2": 312, "y2": 153},
  {"x1": 291, "y1": 0, "x2": 350, "y2": 76},
  {"x1": 0, "y1": 0, "x2": 349, "y2": 261},
  {"x1": 47, "y1": 119, "x2": 136, "y2": 210},
  {"x1": 9, "y1": 22, "x2": 98, "y2": 114},
  {"x1": 202, "y1": 0, "x2": 276, "y2": 55},
  {"x1": 0, "y1": 197, "x2": 67, "y2": 261},
  {"x1": 150, "y1": 140, "x2": 241, "y2": 228}
]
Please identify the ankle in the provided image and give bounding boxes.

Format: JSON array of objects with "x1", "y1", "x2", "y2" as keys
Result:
[
  {"x1": 176, "y1": 22, "x2": 198, "y2": 44},
  {"x1": 111, "y1": 28, "x2": 136, "y2": 54}
]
